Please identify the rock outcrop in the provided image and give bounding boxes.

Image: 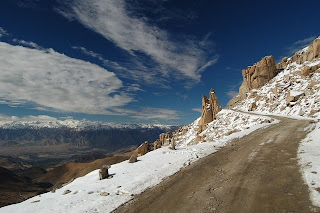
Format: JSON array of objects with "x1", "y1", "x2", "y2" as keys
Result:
[
  {"x1": 227, "y1": 56, "x2": 278, "y2": 108},
  {"x1": 153, "y1": 139, "x2": 162, "y2": 150},
  {"x1": 137, "y1": 141, "x2": 150, "y2": 156},
  {"x1": 198, "y1": 89, "x2": 221, "y2": 133},
  {"x1": 241, "y1": 56, "x2": 277, "y2": 95},
  {"x1": 159, "y1": 132, "x2": 172, "y2": 146},
  {"x1": 287, "y1": 36, "x2": 320, "y2": 65}
]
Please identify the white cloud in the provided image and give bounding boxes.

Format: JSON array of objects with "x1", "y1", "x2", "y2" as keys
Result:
[
  {"x1": 126, "y1": 84, "x2": 144, "y2": 92},
  {"x1": 192, "y1": 108, "x2": 202, "y2": 113},
  {"x1": 287, "y1": 36, "x2": 316, "y2": 55},
  {"x1": 13, "y1": 38, "x2": 42, "y2": 49},
  {"x1": 72, "y1": 45, "x2": 166, "y2": 86},
  {"x1": 57, "y1": 0, "x2": 217, "y2": 82},
  {"x1": 130, "y1": 107, "x2": 180, "y2": 120},
  {"x1": 226, "y1": 90, "x2": 238, "y2": 99},
  {"x1": 0, "y1": 114, "x2": 58, "y2": 122},
  {"x1": 0, "y1": 27, "x2": 8, "y2": 37},
  {"x1": 0, "y1": 41, "x2": 133, "y2": 115}
]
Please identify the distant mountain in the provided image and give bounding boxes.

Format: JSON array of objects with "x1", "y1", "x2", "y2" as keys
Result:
[
  {"x1": 0, "y1": 117, "x2": 173, "y2": 131},
  {"x1": 0, "y1": 118, "x2": 178, "y2": 162}
]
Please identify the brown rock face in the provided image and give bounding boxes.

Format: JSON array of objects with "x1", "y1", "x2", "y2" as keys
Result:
[
  {"x1": 242, "y1": 56, "x2": 277, "y2": 91},
  {"x1": 279, "y1": 36, "x2": 320, "y2": 67},
  {"x1": 227, "y1": 56, "x2": 277, "y2": 108},
  {"x1": 198, "y1": 89, "x2": 221, "y2": 133},
  {"x1": 153, "y1": 139, "x2": 162, "y2": 150},
  {"x1": 276, "y1": 57, "x2": 288, "y2": 70},
  {"x1": 159, "y1": 132, "x2": 172, "y2": 146},
  {"x1": 137, "y1": 141, "x2": 150, "y2": 156}
]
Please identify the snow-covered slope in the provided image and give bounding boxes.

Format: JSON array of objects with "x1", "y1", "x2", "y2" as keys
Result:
[
  {"x1": 233, "y1": 60, "x2": 320, "y2": 119},
  {"x1": 0, "y1": 115, "x2": 173, "y2": 130},
  {"x1": 0, "y1": 111, "x2": 276, "y2": 213},
  {"x1": 174, "y1": 109, "x2": 274, "y2": 146}
]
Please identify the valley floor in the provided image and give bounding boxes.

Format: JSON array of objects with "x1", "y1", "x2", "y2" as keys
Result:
[{"x1": 115, "y1": 116, "x2": 320, "y2": 213}]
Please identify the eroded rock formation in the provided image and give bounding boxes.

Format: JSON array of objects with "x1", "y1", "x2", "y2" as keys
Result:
[
  {"x1": 159, "y1": 132, "x2": 172, "y2": 146},
  {"x1": 227, "y1": 56, "x2": 277, "y2": 108},
  {"x1": 241, "y1": 56, "x2": 277, "y2": 95},
  {"x1": 198, "y1": 89, "x2": 221, "y2": 133}
]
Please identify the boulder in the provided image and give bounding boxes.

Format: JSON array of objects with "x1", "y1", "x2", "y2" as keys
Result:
[
  {"x1": 276, "y1": 57, "x2": 288, "y2": 70},
  {"x1": 137, "y1": 141, "x2": 150, "y2": 156},
  {"x1": 286, "y1": 91, "x2": 305, "y2": 105},
  {"x1": 129, "y1": 154, "x2": 137, "y2": 163},
  {"x1": 170, "y1": 138, "x2": 176, "y2": 150},
  {"x1": 272, "y1": 87, "x2": 278, "y2": 97},
  {"x1": 300, "y1": 64, "x2": 320, "y2": 76},
  {"x1": 63, "y1": 190, "x2": 71, "y2": 195},
  {"x1": 99, "y1": 165, "x2": 111, "y2": 180},
  {"x1": 153, "y1": 139, "x2": 162, "y2": 150},
  {"x1": 249, "y1": 102, "x2": 257, "y2": 111},
  {"x1": 198, "y1": 89, "x2": 221, "y2": 133},
  {"x1": 100, "y1": 192, "x2": 110, "y2": 196}
]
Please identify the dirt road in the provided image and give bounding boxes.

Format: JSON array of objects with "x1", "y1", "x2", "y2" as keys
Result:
[{"x1": 114, "y1": 116, "x2": 320, "y2": 213}]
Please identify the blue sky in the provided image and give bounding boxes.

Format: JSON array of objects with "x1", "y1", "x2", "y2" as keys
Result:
[{"x1": 0, "y1": 0, "x2": 319, "y2": 125}]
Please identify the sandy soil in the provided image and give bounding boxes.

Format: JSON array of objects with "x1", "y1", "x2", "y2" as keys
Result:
[{"x1": 114, "y1": 116, "x2": 320, "y2": 213}]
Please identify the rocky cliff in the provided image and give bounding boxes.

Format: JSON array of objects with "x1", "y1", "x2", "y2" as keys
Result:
[
  {"x1": 227, "y1": 36, "x2": 320, "y2": 109},
  {"x1": 227, "y1": 56, "x2": 278, "y2": 108},
  {"x1": 226, "y1": 36, "x2": 320, "y2": 118}
]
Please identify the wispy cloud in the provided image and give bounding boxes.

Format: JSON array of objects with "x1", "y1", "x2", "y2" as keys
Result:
[
  {"x1": 0, "y1": 41, "x2": 133, "y2": 115},
  {"x1": 57, "y1": 0, "x2": 217, "y2": 83},
  {"x1": 72, "y1": 45, "x2": 168, "y2": 86},
  {"x1": 130, "y1": 107, "x2": 180, "y2": 120},
  {"x1": 13, "y1": 38, "x2": 42, "y2": 49},
  {"x1": 192, "y1": 108, "x2": 202, "y2": 113},
  {"x1": 0, "y1": 114, "x2": 59, "y2": 122},
  {"x1": 0, "y1": 27, "x2": 8, "y2": 37},
  {"x1": 226, "y1": 90, "x2": 238, "y2": 99},
  {"x1": 287, "y1": 36, "x2": 316, "y2": 55},
  {"x1": 17, "y1": 0, "x2": 40, "y2": 8}
]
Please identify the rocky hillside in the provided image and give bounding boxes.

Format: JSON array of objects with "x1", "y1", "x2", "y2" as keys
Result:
[
  {"x1": 227, "y1": 36, "x2": 320, "y2": 118},
  {"x1": 142, "y1": 36, "x2": 320, "y2": 153}
]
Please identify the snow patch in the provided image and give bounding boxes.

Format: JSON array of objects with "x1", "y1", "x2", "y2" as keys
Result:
[{"x1": 298, "y1": 121, "x2": 320, "y2": 207}]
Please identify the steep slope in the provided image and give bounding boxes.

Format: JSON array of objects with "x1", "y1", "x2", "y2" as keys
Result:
[
  {"x1": 227, "y1": 36, "x2": 320, "y2": 118},
  {"x1": 0, "y1": 167, "x2": 47, "y2": 208}
]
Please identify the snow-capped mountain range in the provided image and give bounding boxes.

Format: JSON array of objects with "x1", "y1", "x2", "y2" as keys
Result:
[{"x1": 0, "y1": 115, "x2": 173, "y2": 130}]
